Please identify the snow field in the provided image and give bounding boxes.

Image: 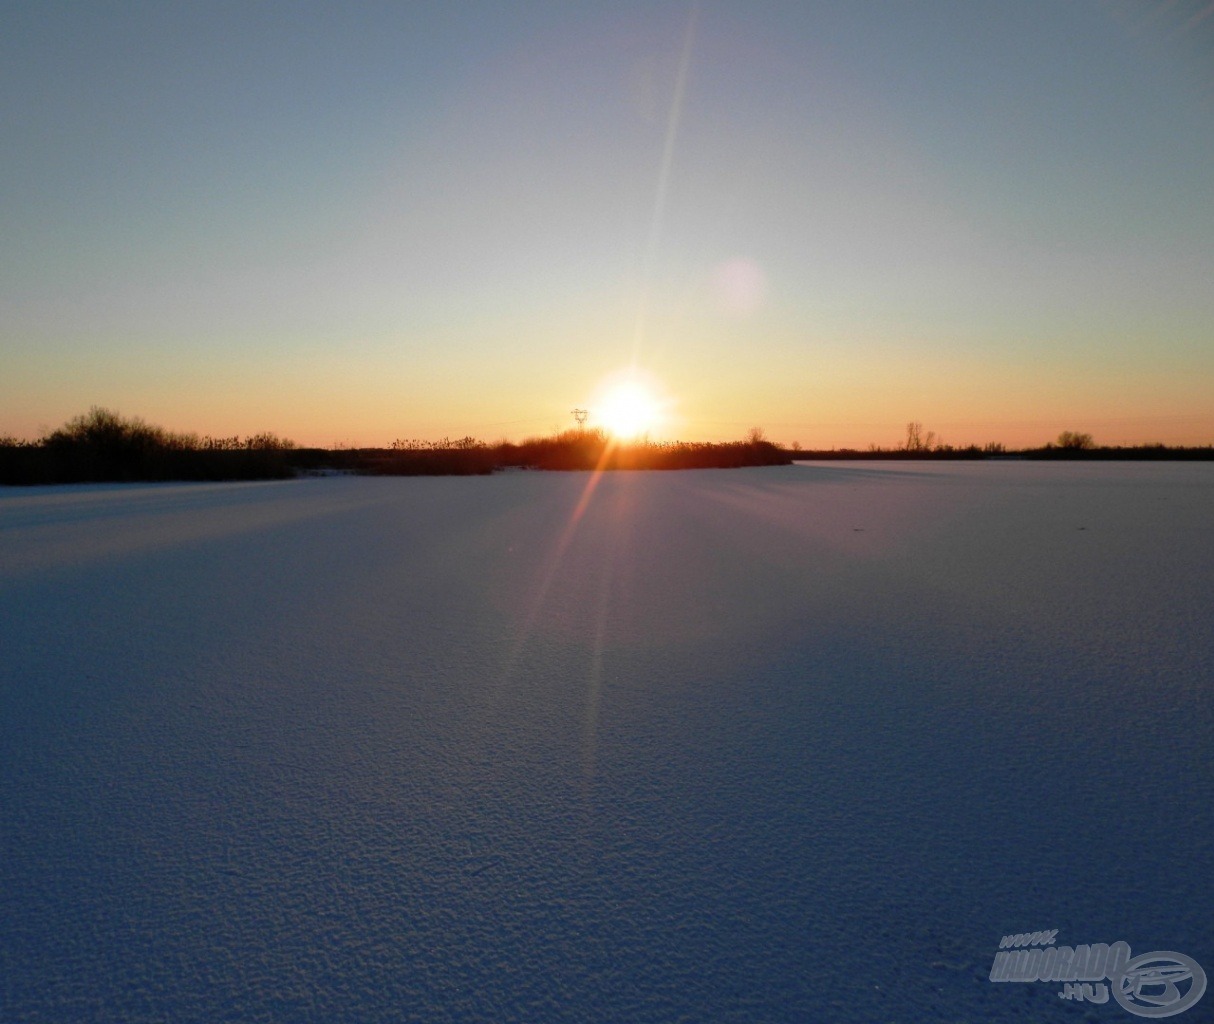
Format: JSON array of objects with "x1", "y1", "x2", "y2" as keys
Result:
[{"x1": 2, "y1": 463, "x2": 1211, "y2": 1022}]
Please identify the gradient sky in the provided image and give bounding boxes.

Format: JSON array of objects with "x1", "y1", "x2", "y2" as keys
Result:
[{"x1": 3, "y1": 0, "x2": 1213, "y2": 448}]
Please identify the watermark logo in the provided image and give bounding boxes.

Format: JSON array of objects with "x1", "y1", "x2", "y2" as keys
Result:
[
  {"x1": 1114, "y1": 952, "x2": 1207, "y2": 1018},
  {"x1": 989, "y1": 930, "x2": 1206, "y2": 1018}
]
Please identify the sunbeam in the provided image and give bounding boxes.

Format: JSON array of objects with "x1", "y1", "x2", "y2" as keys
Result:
[{"x1": 632, "y1": 2, "x2": 699, "y2": 367}]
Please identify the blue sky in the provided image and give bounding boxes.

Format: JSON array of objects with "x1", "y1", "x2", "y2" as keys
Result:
[{"x1": 3, "y1": 1, "x2": 1212, "y2": 447}]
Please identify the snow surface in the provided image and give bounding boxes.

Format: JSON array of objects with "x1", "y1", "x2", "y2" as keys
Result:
[{"x1": 2, "y1": 463, "x2": 1211, "y2": 1023}]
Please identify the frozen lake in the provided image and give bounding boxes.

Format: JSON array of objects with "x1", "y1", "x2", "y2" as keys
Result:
[{"x1": 2, "y1": 463, "x2": 1211, "y2": 1022}]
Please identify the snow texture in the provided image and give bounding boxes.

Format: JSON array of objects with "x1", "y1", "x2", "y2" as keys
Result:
[{"x1": 2, "y1": 463, "x2": 1212, "y2": 1023}]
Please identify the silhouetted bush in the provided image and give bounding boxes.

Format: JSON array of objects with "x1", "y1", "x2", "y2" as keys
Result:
[
  {"x1": 0, "y1": 408, "x2": 299, "y2": 484},
  {"x1": 1055, "y1": 430, "x2": 1095, "y2": 450}
]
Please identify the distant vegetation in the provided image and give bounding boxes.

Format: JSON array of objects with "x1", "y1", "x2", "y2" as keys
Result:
[
  {"x1": 1, "y1": 411, "x2": 1210, "y2": 485},
  {"x1": 0, "y1": 410, "x2": 789, "y2": 484},
  {"x1": 327, "y1": 427, "x2": 790, "y2": 476},
  {"x1": 787, "y1": 425, "x2": 1214, "y2": 462},
  {"x1": 0, "y1": 407, "x2": 303, "y2": 484}
]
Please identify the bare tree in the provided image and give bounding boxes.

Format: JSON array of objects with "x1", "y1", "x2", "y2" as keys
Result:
[
  {"x1": 904, "y1": 422, "x2": 937, "y2": 452},
  {"x1": 1056, "y1": 430, "x2": 1094, "y2": 450}
]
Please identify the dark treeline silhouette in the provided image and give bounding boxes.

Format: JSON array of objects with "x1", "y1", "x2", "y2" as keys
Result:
[
  {"x1": 348, "y1": 428, "x2": 789, "y2": 475},
  {"x1": 785, "y1": 444, "x2": 1214, "y2": 461},
  {"x1": 787, "y1": 426, "x2": 1213, "y2": 462},
  {"x1": 0, "y1": 407, "x2": 301, "y2": 484},
  {"x1": 0, "y1": 411, "x2": 789, "y2": 483},
  {"x1": 3, "y1": 413, "x2": 1211, "y2": 485}
]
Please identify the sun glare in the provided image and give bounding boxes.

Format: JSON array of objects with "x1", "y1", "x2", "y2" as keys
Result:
[{"x1": 593, "y1": 373, "x2": 668, "y2": 441}]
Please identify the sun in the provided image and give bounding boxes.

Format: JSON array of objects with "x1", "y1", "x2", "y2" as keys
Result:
[{"x1": 592, "y1": 372, "x2": 669, "y2": 441}]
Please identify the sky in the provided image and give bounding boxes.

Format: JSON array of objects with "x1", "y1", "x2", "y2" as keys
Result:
[{"x1": 2, "y1": 0, "x2": 1213, "y2": 449}]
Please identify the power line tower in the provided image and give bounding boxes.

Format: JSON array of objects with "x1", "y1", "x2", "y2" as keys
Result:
[{"x1": 571, "y1": 408, "x2": 588, "y2": 431}]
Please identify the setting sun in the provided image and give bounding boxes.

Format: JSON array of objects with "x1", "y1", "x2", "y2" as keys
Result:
[{"x1": 592, "y1": 372, "x2": 669, "y2": 441}]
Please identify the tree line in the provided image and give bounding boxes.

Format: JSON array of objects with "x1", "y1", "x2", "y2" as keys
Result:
[
  {"x1": 0, "y1": 409, "x2": 790, "y2": 483},
  {"x1": 785, "y1": 423, "x2": 1212, "y2": 461},
  {"x1": 0, "y1": 407, "x2": 302, "y2": 484},
  {"x1": 2, "y1": 410, "x2": 1210, "y2": 485}
]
